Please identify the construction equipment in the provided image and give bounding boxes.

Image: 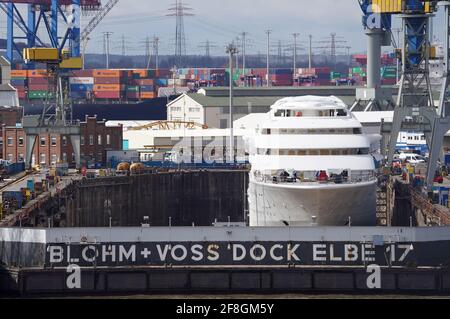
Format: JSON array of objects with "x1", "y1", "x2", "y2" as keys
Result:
[
  {"x1": 22, "y1": 46, "x2": 82, "y2": 169},
  {"x1": 80, "y1": 0, "x2": 120, "y2": 56},
  {"x1": 357, "y1": 1, "x2": 450, "y2": 190},
  {"x1": 0, "y1": 0, "x2": 101, "y2": 65}
]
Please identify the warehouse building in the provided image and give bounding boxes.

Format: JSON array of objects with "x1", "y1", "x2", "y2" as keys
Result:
[{"x1": 2, "y1": 115, "x2": 123, "y2": 168}]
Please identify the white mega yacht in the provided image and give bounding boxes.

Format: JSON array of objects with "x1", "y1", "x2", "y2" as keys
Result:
[{"x1": 246, "y1": 96, "x2": 380, "y2": 227}]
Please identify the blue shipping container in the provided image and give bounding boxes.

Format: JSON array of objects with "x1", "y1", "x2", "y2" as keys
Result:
[
  {"x1": 70, "y1": 92, "x2": 88, "y2": 99},
  {"x1": 140, "y1": 85, "x2": 154, "y2": 92},
  {"x1": 155, "y1": 79, "x2": 168, "y2": 86},
  {"x1": 11, "y1": 79, "x2": 27, "y2": 86},
  {"x1": 70, "y1": 84, "x2": 94, "y2": 92}
]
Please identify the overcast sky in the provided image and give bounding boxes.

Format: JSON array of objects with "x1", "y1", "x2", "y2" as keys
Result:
[{"x1": 1, "y1": 0, "x2": 445, "y2": 56}]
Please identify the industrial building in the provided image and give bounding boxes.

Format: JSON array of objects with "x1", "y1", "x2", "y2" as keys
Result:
[
  {"x1": 2, "y1": 115, "x2": 123, "y2": 167},
  {"x1": 167, "y1": 86, "x2": 398, "y2": 128}
]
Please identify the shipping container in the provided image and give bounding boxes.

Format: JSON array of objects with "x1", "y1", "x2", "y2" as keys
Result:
[
  {"x1": 134, "y1": 79, "x2": 154, "y2": 86},
  {"x1": 11, "y1": 79, "x2": 27, "y2": 86},
  {"x1": 28, "y1": 77, "x2": 49, "y2": 85},
  {"x1": 126, "y1": 92, "x2": 140, "y2": 99},
  {"x1": 94, "y1": 77, "x2": 121, "y2": 84},
  {"x1": 132, "y1": 69, "x2": 149, "y2": 78},
  {"x1": 93, "y1": 84, "x2": 121, "y2": 92},
  {"x1": 28, "y1": 84, "x2": 49, "y2": 91},
  {"x1": 27, "y1": 69, "x2": 47, "y2": 77},
  {"x1": 71, "y1": 69, "x2": 93, "y2": 77},
  {"x1": 94, "y1": 91, "x2": 121, "y2": 99},
  {"x1": 93, "y1": 69, "x2": 122, "y2": 77},
  {"x1": 69, "y1": 77, "x2": 94, "y2": 85},
  {"x1": 70, "y1": 84, "x2": 94, "y2": 92},
  {"x1": 139, "y1": 85, "x2": 154, "y2": 92},
  {"x1": 28, "y1": 91, "x2": 54, "y2": 99},
  {"x1": 140, "y1": 92, "x2": 155, "y2": 99},
  {"x1": 70, "y1": 91, "x2": 88, "y2": 99},
  {"x1": 11, "y1": 70, "x2": 28, "y2": 77},
  {"x1": 126, "y1": 86, "x2": 139, "y2": 92}
]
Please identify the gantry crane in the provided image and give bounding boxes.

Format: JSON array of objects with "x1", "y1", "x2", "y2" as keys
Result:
[
  {"x1": 357, "y1": 1, "x2": 450, "y2": 189},
  {"x1": 21, "y1": 47, "x2": 82, "y2": 169},
  {"x1": 0, "y1": 0, "x2": 119, "y2": 68},
  {"x1": 0, "y1": 0, "x2": 101, "y2": 66}
]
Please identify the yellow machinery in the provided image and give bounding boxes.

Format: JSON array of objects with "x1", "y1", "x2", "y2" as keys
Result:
[
  {"x1": 23, "y1": 48, "x2": 83, "y2": 69},
  {"x1": 371, "y1": 0, "x2": 434, "y2": 13}
]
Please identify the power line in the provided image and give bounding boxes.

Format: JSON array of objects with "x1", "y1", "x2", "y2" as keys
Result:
[
  {"x1": 103, "y1": 32, "x2": 113, "y2": 69},
  {"x1": 241, "y1": 31, "x2": 248, "y2": 75},
  {"x1": 167, "y1": 0, "x2": 194, "y2": 67},
  {"x1": 292, "y1": 33, "x2": 300, "y2": 72},
  {"x1": 265, "y1": 29, "x2": 272, "y2": 87}
]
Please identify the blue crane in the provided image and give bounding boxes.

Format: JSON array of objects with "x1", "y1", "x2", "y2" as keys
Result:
[{"x1": 358, "y1": 1, "x2": 450, "y2": 189}]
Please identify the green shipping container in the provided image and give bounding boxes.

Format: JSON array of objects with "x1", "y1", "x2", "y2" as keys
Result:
[
  {"x1": 352, "y1": 67, "x2": 364, "y2": 74},
  {"x1": 126, "y1": 86, "x2": 140, "y2": 92},
  {"x1": 28, "y1": 91, "x2": 54, "y2": 99},
  {"x1": 330, "y1": 72, "x2": 341, "y2": 80}
]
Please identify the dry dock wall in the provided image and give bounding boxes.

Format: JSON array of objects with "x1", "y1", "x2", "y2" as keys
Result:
[
  {"x1": 3, "y1": 227, "x2": 450, "y2": 295},
  {"x1": 61, "y1": 170, "x2": 248, "y2": 227}
]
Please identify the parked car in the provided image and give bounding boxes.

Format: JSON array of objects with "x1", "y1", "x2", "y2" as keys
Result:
[{"x1": 398, "y1": 153, "x2": 426, "y2": 165}]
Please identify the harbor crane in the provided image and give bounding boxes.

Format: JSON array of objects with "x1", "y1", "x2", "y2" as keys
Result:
[
  {"x1": 358, "y1": 0, "x2": 450, "y2": 189},
  {"x1": 0, "y1": 0, "x2": 119, "y2": 67},
  {"x1": 0, "y1": 1, "x2": 120, "y2": 169},
  {"x1": 21, "y1": 47, "x2": 82, "y2": 169}
]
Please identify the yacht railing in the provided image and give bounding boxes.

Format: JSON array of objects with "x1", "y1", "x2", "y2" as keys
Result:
[{"x1": 254, "y1": 170, "x2": 376, "y2": 185}]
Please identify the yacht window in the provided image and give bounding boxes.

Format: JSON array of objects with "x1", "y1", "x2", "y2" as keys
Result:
[
  {"x1": 337, "y1": 109, "x2": 347, "y2": 116},
  {"x1": 275, "y1": 110, "x2": 286, "y2": 117},
  {"x1": 309, "y1": 150, "x2": 319, "y2": 155},
  {"x1": 331, "y1": 150, "x2": 340, "y2": 155},
  {"x1": 297, "y1": 150, "x2": 307, "y2": 155},
  {"x1": 288, "y1": 150, "x2": 296, "y2": 156},
  {"x1": 320, "y1": 149, "x2": 330, "y2": 155}
]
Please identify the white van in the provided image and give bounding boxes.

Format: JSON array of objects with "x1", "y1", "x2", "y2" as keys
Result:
[{"x1": 398, "y1": 153, "x2": 426, "y2": 164}]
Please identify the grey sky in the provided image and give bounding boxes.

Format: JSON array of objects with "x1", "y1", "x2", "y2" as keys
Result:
[
  {"x1": 1, "y1": 0, "x2": 445, "y2": 56},
  {"x1": 87, "y1": 0, "x2": 365, "y2": 55}
]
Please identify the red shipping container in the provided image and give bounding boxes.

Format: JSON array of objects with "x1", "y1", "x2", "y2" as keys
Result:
[
  {"x1": 133, "y1": 79, "x2": 154, "y2": 86},
  {"x1": 28, "y1": 77, "x2": 49, "y2": 85},
  {"x1": 94, "y1": 91, "x2": 121, "y2": 99},
  {"x1": 94, "y1": 77, "x2": 121, "y2": 84},
  {"x1": 126, "y1": 92, "x2": 140, "y2": 99},
  {"x1": 28, "y1": 84, "x2": 49, "y2": 91},
  {"x1": 71, "y1": 69, "x2": 93, "y2": 77},
  {"x1": 382, "y1": 78, "x2": 397, "y2": 85}
]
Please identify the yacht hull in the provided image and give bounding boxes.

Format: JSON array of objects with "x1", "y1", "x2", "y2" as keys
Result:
[{"x1": 248, "y1": 179, "x2": 377, "y2": 226}]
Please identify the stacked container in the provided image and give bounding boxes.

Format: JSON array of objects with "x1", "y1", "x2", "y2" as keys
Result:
[
  {"x1": 10, "y1": 70, "x2": 27, "y2": 99},
  {"x1": 27, "y1": 69, "x2": 50, "y2": 100},
  {"x1": 270, "y1": 69, "x2": 293, "y2": 86},
  {"x1": 93, "y1": 70, "x2": 124, "y2": 100},
  {"x1": 69, "y1": 69, "x2": 93, "y2": 100},
  {"x1": 381, "y1": 66, "x2": 397, "y2": 85},
  {"x1": 131, "y1": 70, "x2": 155, "y2": 99},
  {"x1": 349, "y1": 67, "x2": 367, "y2": 85}
]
